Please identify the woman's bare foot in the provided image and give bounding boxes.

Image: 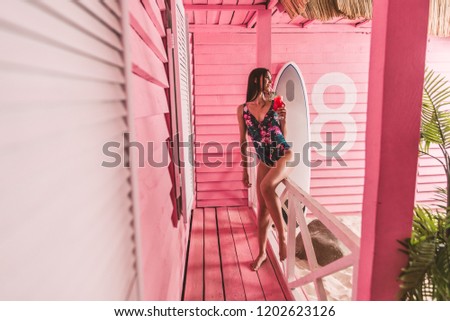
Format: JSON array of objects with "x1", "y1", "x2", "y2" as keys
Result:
[
  {"x1": 279, "y1": 240, "x2": 287, "y2": 261},
  {"x1": 251, "y1": 253, "x2": 267, "y2": 271}
]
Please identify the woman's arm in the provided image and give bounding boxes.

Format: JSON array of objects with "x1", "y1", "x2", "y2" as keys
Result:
[
  {"x1": 237, "y1": 105, "x2": 251, "y2": 187},
  {"x1": 278, "y1": 107, "x2": 287, "y2": 138},
  {"x1": 237, "y1": 104, "x2": 248, "y2": 166}
]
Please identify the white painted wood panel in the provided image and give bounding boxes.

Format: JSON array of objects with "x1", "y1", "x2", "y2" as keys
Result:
[
  {"x1": 169, "y1": 0, "x2": 195, "y2": 222},
  {"x1": 0, "y1": 1, "x2": 137, "y2": 300}
]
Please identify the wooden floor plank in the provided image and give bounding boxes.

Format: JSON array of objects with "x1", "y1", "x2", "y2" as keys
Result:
[
  {"x1": 184, "y1": 206, "x2": 289, "y2": 301},
  {"x1": 203, "y1": 208, "x2": 224, "y2": 300},
  {"x1": 227, "y1": 207, "x2": 266, "y2": 301},
  {"x1": 216, "y1": 207, "x2": 246, "y2": 300},
  {"x1": 238, "y1": 207, "x2": 287, "y2": 301},
  {"x1": 266, "y1": 241, "x2": 296, "y2": 301},
  {"x1": 183, "y1": 208, "x2": 204, "y2": 301}
]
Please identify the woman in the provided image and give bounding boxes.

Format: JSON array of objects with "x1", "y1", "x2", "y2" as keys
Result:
[{"x1": 237, "y1": 68, "x2": 295, "y2": 271}]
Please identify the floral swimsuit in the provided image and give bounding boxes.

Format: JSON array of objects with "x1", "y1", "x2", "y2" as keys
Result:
[{"x1": 243, "y1": 100, "x2": 291, "y2": 167}]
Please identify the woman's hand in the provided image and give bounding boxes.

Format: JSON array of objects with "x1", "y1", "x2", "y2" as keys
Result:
[
  {"x1": 242, "y1": 170, "x2": 252, "y2": 188},
  {"x1": 278, "y1": 106, "x2": 287, "y2": 122}
]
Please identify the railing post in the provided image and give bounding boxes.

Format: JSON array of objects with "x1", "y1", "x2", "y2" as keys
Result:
[{"x1": 286, "y1": 192, "x2": 296, "y2": 281}]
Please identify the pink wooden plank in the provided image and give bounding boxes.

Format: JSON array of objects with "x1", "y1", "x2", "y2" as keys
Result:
[
  {"x1": 194, "y1": 44, "x2": 256, "y2": 55},
  {"x1": 416, "y1": 175, "x2": 446, "y2": 184},
  {"x1": 197, "y1": 181, "x2": 245, "y2": 191},
  {"x1": 134, "y1": 114, "x2": 170, "y2": 145},
  {"x1": 196, "y1": 172, "x2": 243, "y2": 182},
  {"x1": 313, "y1": 195, "x2": 363, "y2": 205},
  {"x1": 183, "y1": 208, "x2": 204, "y2": 301},
  {"x1": 197, "y1": 190, "x2": 247, "y2": 200},
  {"x1": 311, "y1": 169, "x2": 365, "y2": 178},
  {"x1": 324, "y1": 203, "x2": 361, "y2": 213},
  {"x1": 417, "y1": 183, "x2": 446, "y2": 193},
  {"x1": 205, "y1": 0, "x2": 222, "y2": 24},
  {"x1": 195, "y1": 124, "x2": 239, "y2": 134},
  {"x1": 226, "y1": 207, "x2": 266, "y2": 301},
  {"x1": 195, "y1": 115, "x2": 239, "y2": 125},
  {"x1": 194, "y1": 64, "x2": 255, "y2": 75},
  {"x1": 195, "y1": 134, "x2": 240, "y2": 144},
  {"x1": 203, "y1": 208, "x2": 224, "y2": 300},
  {"x1": 216, "y1": 207, "x2": 246, "y2": 300},
  {"x1": 197, "y1": 199, "x2": 247, "y2": 207},
  {"x1": 142, "y1": 0, "x2": 166, "y2": 37},
  {"x1": 194, "y1": 82, "x2": 369, "y2": 95},
  {"x1": 229, "y1": 0, "x2": 253, "y2": 25},
  {"x1": 129, "y1": 10, "x2": 167, "y2": 63},
  {"x1": 131, "y1": 74, "x2": 169, "y2": 118},
  {"x1": 156, "y1": 0, "x2": 166, "y2": 10},
  {"x1": 310, "y1": 177, "x2": 365, "y2": 188},
  {"x1": 216, "y1": 0, "x2": 234, "y2": 25},
  {"x1": 195, "y1": 163, "x2": 242, "y2": 172},
  {"x1": 195, "y1": 142, "x2": 243, "y2": 151},
  {"x1": 271, "y1": 52, "x2": 371, "y2": 64},
  {"x1": 130, "y1": 29, "x2": 168, "y2": 87},
  {"x1": 311, "y1": 186, "x2": 364, "y2": 196},
  {"x1": 193, "y1": 0, "x2": 207, "y2": 24},
  {"x1": 235, "y1": 207, "x2": 286, "y2": 300},
  {"x1": 310, "y1": 151, "x2": 366, "y2": 162},
  {"x1": 418, "y1": 166, "x2": 444, "y2": 176}
]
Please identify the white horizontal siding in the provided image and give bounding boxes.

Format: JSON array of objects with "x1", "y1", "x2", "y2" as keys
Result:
[{"x1": 0, "y1": 0, "x2": 137, "y2": 300}]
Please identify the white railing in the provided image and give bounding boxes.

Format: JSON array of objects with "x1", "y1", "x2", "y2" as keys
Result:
[{"x1": 248, "y1": 171, "x2": 360, "y2": 300}]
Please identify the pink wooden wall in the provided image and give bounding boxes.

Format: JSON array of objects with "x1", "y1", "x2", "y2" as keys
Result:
[
  {"x1": 415, "y1": 37, "x2": 450, "y2": 206},
  {"x1": 193, "y1": 31, "x2": 370, "y2": 213},
  {"x1": 128, "y1": 0, "x2": 188, "y2": 300},
  {"x1": 193, "y1": 29, "x2": 450, "y2": 213}
]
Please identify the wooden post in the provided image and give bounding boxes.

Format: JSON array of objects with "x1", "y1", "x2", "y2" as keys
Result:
[
  {"x1": 256, "y1": 9, "x2": 271, "y2": 69},
  {"x1": 357, "y1": 0, "x2": 430, "y2": 300}
]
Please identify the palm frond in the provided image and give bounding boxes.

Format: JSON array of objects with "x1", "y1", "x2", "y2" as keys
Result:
[
  {"x1": 401, "y1": 69, "x2": 450, "y2": 301},
  {"x1": 421, "y1": 69, "x2": 450, "y2": 150},
  {"x1": 399, "y1": 239, "x2": 436, "y2": 300}
]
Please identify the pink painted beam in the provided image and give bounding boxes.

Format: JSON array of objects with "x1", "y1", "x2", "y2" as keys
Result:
[
  {"x1": 357, "y1": 0, "x2": 430, "y2": 300},
  {"x1": 256, "y1": 9, "x2": 271, "y2": 69},
  {"x1": 247, "y1": 0, "x2": 279, "y2": 28},
  {"x1": 184, "y1": 5, "x2": 265, "y2": 11}
]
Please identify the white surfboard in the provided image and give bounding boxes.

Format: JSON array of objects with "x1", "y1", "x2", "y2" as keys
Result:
[{"x1": 273, "y1": 61, "x2": 311, "y2": 194}]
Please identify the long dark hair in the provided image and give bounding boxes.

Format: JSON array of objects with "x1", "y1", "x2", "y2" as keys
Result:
[{"x1": 246, "y1": 68, "x2": 271, "y2": 103}]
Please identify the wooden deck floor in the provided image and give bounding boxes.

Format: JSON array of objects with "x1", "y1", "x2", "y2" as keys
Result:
[{"x1": 182, "y1": 206, "x2": 292, "y2": 301}]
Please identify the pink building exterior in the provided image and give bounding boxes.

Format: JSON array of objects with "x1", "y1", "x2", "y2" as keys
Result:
[{"x1": 0, "y1": 0, "x2": 448, "y2": 301}]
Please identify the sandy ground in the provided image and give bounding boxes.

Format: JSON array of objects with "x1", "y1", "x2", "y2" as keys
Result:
[{"x1": 293, "y1": 215, "x2": 362, "y2": 301}]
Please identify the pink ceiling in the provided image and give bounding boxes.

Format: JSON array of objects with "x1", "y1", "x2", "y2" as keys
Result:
[{"x1": 183, "y1": 0, "x2": 371, "y2": 29}]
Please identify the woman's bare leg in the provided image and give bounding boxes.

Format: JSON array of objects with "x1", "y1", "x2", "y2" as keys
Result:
[
  {"x1": 260, "y1": 150, "x2": 294, "y2": 261},
  {"x1": 251, "y1": 161, "x2": 271, "y2": 271}
]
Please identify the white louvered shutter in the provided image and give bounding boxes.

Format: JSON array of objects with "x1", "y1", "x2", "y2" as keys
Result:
[
  {"x1": 168, "y1": 0, "x2": 195, "y2": 223},
  {"x1": 0, "y1": 1, "x2": 138, "y2": 300}
]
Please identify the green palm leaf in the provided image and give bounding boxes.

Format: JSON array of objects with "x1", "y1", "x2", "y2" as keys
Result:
[
  {"x1": 400, "y1": 69, "x2": 450, "y2": 301},
  {"x1": 421, "y1": 69, "x2": 450, "y2": 151}
]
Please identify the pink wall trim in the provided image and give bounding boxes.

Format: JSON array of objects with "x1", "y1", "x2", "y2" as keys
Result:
[
  {"x1": 129, "y1": 0, "x2": 188, "y2": 300},
  {"x1": 256, "y1": 9, "x2": 271, "y2": 69},
  {"x1": 357, "y1": 0, "x2": 430, "y2": 300}
]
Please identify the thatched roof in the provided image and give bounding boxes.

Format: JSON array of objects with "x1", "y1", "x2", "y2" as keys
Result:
[
  {"x1": 429, "y1": 0, "x2": 450, "y2": 37},
  {"x1": 279, "y1": 0, "x2": 372, "y2": 21},
  {"x1": 280, "y1": 0, "x2": 450, "y2": 37}
]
